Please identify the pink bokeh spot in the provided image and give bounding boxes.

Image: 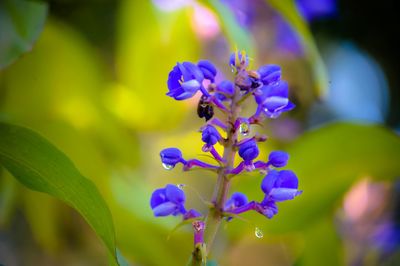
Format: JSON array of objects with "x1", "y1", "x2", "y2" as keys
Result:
[{"x1": 191, "y1": 4, "x2": 220, "y2": 39}]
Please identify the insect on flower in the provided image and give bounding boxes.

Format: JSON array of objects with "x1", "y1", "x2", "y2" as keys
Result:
[{"x1": 197, "y1": 95, "x2": 214, "y2": 121}]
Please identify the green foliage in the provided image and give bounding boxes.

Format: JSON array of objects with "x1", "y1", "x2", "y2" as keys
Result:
[
  {"x1": 0, "y1": 0, "x2": 398, "y2": 265},
  {"x1": 0, "y1": 0, "x2": 47, "y2": 69},
  {"x1": 234, "y1": 123, "x2": 400, "y2": 235},
  {"x1": 276, "y1": 122, "x2": 400, "y2": 232},
  {"x1": 116, "y1": 0, "x2": 201, "y2": 131},
  {"x1": 0, "y1": 122, "x2": 119, "y2": 265}
]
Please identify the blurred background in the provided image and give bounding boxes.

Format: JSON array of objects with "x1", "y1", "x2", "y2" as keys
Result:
[{"x1": 0, "y1": 0, "x2": 400, "y2": 265}]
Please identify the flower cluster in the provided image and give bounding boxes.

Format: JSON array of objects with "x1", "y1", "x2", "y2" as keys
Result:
[{"x1": 150, "y1": 51, "x2": 301, "y2": 261}]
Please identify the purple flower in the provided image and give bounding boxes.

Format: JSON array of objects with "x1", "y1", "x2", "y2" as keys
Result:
[
  {"x1": 254, "y1": 81, "x2": 295, "y2": 118},
  {"x1": 261, "y1": 170, "x2": 301, "y2": 202},
  {"x1": 225, "y1": 192, "x2": 248, "y2": 211},
  {"x1": 201, "y1": 125, "x2": 221, "y2": 149},
  {"x1": 160, "y1": 148, "x2": 185, "y2": 169},
  {"x1": 238, "y1": 139, "x2": 259, "y2": 171},
  {"x1": 238, "y1": 139, "x2": 259, "y2": 162},
  {"x1": 167, "y1": 62, "x2": 205, "y2": 100},
  {"x1": 150, "y1": 184, "x2": 187, "y2": 217},
  {"x1": 268, "y1": 151, "x2": 289, "y2": 168},
  {"x1": 258, "y1": 65, "x2": 281, "y2": 85},
  {"x1": 198, "y1": 60, "x2": 217, "y2": 82}
]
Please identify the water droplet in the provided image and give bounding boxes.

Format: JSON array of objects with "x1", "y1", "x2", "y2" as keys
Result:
[
  {"x1": 162, "y1": 163, "x2": 174, "y2": 170},
  {"x1": 177, "y1": 184, "x2": 185, "y2": 189},
  {"x1": 239, "y1": 123, "x2": 250, "y2": 136},
  {"x1": 255, "y1": 227, "x2": 264, "y2": 238}
]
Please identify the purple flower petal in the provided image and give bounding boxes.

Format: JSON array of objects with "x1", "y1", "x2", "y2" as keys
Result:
[
  {"x1": 263, "y1": 96, "x2": 289, "y2": 112},
  {"x1": 258, "y1": 64, "x2": 281, "y2": 85},
  {"x1": 201, "y1": 125, "x2": 221, "y2": 146},
  {"x1": 152, "y1": 201, "x2": 179, "y2": 217},
  {"x1": 261, "y1": 170, "x2": 280, "y2": 194},
  {"x1": 165, "y1": 184, "x2": 185, "y2": 204},
  {"x1": 160, "y1": 148, "x2": 183, "y2": 166},
  {"x1": 150, "y1": 188, "x2": 167, "y2": 209},
  {"x1": 269, "y1": 188, "x2": 302, "y2": 201},
  {"x1": 225, "y1": 192, "x2": 248, "y2": 210},
  {"x1": 238, "y1": 139, "x2": 259, "y2": 162},
  {"x1": 276, "y1": 170, "x2": 298, "y2": 189},
  {"x1": 198, "y1": 60, "x2": 217, "y2": 81},
  {"x1": 268, "y1": 151, "x2": 289, "y2": 168}
]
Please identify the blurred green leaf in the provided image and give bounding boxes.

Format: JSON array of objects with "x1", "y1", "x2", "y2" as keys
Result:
[
  {"x1": 265, "y1": 122, "x2": 400, "y2": 233},
  {"x1": 22, "y1": 190, "x2": 62, "y2": 253},
  {"x1": 0, "y1": 122, "x2": 119, "y2": 264},
  {"x1": 297, "y1": 216, "x2": 344, "y2": 266},
  {"x1": 201, "y1": 0, "x2": 254, "y2": 53},
  {"x1": 0, "y1": 169, "x2": 17, "y2": 226},
  {"x1": 265, "y1": 0, "x2": 328, "y2": 97},
  {"x1": 116, "y1": 0, "x2": 200, "y2": 131},
  {"x1": 0, "y1": 0, "x2": 47, "y2": 69}
]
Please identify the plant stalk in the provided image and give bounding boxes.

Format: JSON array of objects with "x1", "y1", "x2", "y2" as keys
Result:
[{"x1": 202, "y1": 85, "x2": 241, "y2": 257}]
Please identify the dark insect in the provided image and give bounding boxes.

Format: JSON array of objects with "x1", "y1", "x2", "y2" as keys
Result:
[{"x1": 197, "y1": 96, "x2": 214, "y2": 121}]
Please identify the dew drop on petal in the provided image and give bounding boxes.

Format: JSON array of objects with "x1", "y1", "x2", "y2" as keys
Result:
[
  {"x1": 255, "y1": 227, "x2": 264, "y2": 238},
  {"x1": 239, "y1": 123, "x2": 250, "y2": 136},
  {"x1": 162, "y1": 163, "x2": 174, "y2": 170}
]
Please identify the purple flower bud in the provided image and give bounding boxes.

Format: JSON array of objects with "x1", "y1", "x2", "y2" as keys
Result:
[
  {"x1": 238, "y1": 139, "x2": 259, "y2": 162},
  {"x1": 160, "y1": 148, "x2": 184, "y2": 168},
  {"x1": 268, "y1": 151, "x2": 289, "y2": 167},
  {"x1": 198, "y1": 60, "x2": 217, "y2": 81},
  {"x1": 225, "y1": 192, "x2": 248, "y2": 211},
  {"x1": 257, "y1": 64, "x2": 281, "y2": 85},
  {"x1": 150, "y1": 184, "x2": 187, "y2": 217},
  {"x1": 229, "y1": 52, "x2": 249, "y2": 68},
  {"x1": 201, "y1": 125, "x2": 221, "y2": 147},
  {"x1": 167, "y1": 62, "x2": 204, "y2": 100}
]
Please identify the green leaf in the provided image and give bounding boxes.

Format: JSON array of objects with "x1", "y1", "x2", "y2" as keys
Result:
[
  {"x1": 297, "y1": 216, "x2": 344, "y2": 266},
  {"x1": 264, "y1": 122, "x2": 400, "y2": 233},
  {"x1": 265, "y1": 0, "x2": 328, "y2": 97},
  {"x1": 0, "y1": 0, "x2": 48, "y2": 69},
  {"x1": 116, "y1": 0, "x2": 200, "y2": 131},
  {"x1": 201, "y1": 0, "x2": 254, "y2": 53},
  {"x1": 0, "y1": 122, "x2": 119, "y2": 264}
]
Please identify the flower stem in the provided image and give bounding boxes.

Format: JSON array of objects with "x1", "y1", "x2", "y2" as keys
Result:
[{"x1": 202, "y1": 84, "x2": 241, "y2": 257}]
